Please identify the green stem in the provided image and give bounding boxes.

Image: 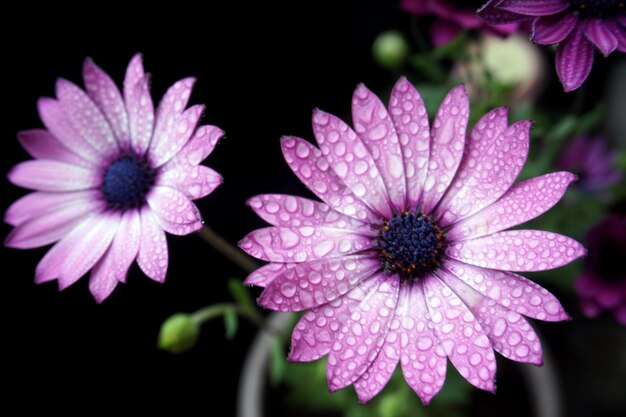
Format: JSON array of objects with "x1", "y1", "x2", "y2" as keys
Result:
[
  {"x1": 192, "y1": 303, "x2": 283, "y2": 336},
  {"x1": 198, "y1": 225, "x2": 258, "y2": 273}
]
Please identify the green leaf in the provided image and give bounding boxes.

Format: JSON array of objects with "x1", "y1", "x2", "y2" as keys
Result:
[
  {"x1": 227, "y1": 278, "x2": 255, "y2": 312},
  {"x1": 223, "y1": 307, "x2": 238, "y2": 340},
  {"x1": 269, "y1": 339, "x2": 286, "y2": 386}
]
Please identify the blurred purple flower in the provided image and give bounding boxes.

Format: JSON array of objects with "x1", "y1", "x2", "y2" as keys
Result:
[
  {"x1": 5, "y1": 54, "x2": 224, "y2": 302},
  {"x1": 557, "y1": 135, "x2": 623, "y2": 192},
  {"x1": 576, "y1": 214, "x2": 626, "y2": 326},
  {"x1": 240, "y1": 78, "x2": 584, "y2": 403},
  {"x1": 479, "y1": 0, "x2": 626, "y2": 91},
  {"x1": 402, "y1": 0, "x2": 518, "y2": 46}
]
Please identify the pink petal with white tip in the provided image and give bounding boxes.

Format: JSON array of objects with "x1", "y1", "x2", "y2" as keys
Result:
[
  {"x1": 289, "y1": 277, "x2": 381, "y2": 362},
  {"x1": 439, "y1": 271, "x2": 543, "y2": 365},
  {"x1": 434, "y1": 107, "x2": 509, "y2": 223},
  {"x1": 326, "y1": 274, "x2": 400, "y2": 391},
  {"x1": 8, "y1": 160, "x2": 99, "y2": 192},
  {"x1": 258, "y1": 255, "x2": 380, "y2": 312},
  {"x1": 312, "y1": 110, "x2": 392, "y2": 217},
  {"x1": 83, "y1": 58, "x2": 130, "y2": 146},
  {"x1": 281, "y1": 136, "x2": 376, "y2": 221},
  {"x1": 89, "y1": 209, "x2": 141, "y2": 302},
  {"x1": 247, "y1": 194, "x2": 371, "y2": 231},
  {"x1": 5, "y1": 194, "x2": 103, "y2": 249},
  {"x1": 352, "y1": 84, "x2": 406, "y2": 212},
  {"x1": 388, "y1": 77, "x2": 431, "y2": 210},
  {"x1": 123, "y1": 53, "x2": 145, "y2": 105},
  {"x1": 448, "y1": 230, "x2": 586, "y2": 272},
  {"x1": 35, "y1": 213, "x2": 120, "y2": 288},
  {"x1": 556, "y1": 26, "x2": 595, "y2": 92},
  {"x1": 423, "y1": 274, "x2": 497, "y2": 392},
  {"x1": 18, "y1": 129, "x2": 90, "y2": 167},
  {"x1": 37, "y1": 98, "x2": 100, "y2": 163},
  {"x1": 160, "y1": 164, "x2": 222, "y2": 200},
  {"x1": 152, "y1": 104, "x2": 204, "y2": 167},
  {"x1": 448, "y1": 172, "x2": 576, "y2": 241},
  {"x1": 147, "y1": 186, "x2": 202, "y2": 227},
  {"x1": 126, "y1": 75, "x2": 154, "y2": 155},
  {"x1": 399, "y1": 280, "x2": 447, "y2": 404},
  {"x1": 56, "y1": 78, "x2": 118, "y2": 156},
  {"x1": 445, "y1": 259, "x2": 569, "y2": 322},
  {"x1": 437, "y1": 120, "x2": 530, "y2": 226},
  {"x1": 137, "y1": 209, "x2": 168, "y2": 283},
  {"x1": 5, "y1": 190, "x2": 97, "y2": 226},
  {"x1": 239, "y1": 226, "x2": 374, "y2": 263},
  {"x1": 421, "y1": 85, "x2": 469, "y2": 214},
  {"x1": 172, "y1": 125, "x2": 224, "y2": 165}
]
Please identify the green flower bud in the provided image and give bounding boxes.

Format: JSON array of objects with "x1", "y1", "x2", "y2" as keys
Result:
[
  {"x1": 373, "y1": 31, "x2": 410, "y2": 70},
  {"x1": 158, "y1": 313, "x2": 200, "y2": 354}
]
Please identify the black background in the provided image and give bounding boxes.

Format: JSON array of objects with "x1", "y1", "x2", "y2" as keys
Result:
[
  {"x1": 3, "y1": 2, "x2": 625, "y2": 416},
  {"x1": 1, "y1": 1, "x2": 396, "y2": 414}
]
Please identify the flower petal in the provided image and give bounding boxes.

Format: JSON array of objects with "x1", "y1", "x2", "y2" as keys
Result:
[
  {"x1": 448, "y1": 171, "x2": 576, "y2": 241},
  {"x1": 4, "y1": 190, "x2": 97, "y2": 226},
  {"x1": 159, "y1": 164, "x2": 222, "y2": 200},
  {"x1": 423, "y1": 274, "x2": 496, "y2": 392},
  {"x1": 5, "y1": 194, "x2": 103, "y2": 249},
  {"x1": 56, "y1": 78, "x2": 118, "y2": 156},
  {"x1": 239, "y1": 226, "x2": 374, "y2": 263},
  {"x1": 171, "y1": 125, "x2": 224, "y2": 165},
  {"x1": 448, "y1": 230, "x2": 586, "y2": 272},
  {"x1": 437, "y1": 120, "x2": 531, "y2": 226},
  {"x1": 281, "y1": 136, "x2": 376, "y2": 221},
  {"x1": 137, "y1": 208, "x2": 168, "y2": 282},
  {"x1": 434, "y1": 107, "x2": 509, "y2": 223},
  {"x1": 352, "y1": 84, "x2": 406, "y2": 212},
  {"x1": 123, "y1": 53, "x2": 145, "y2": 106},
  {"x1": 399, "y1": 280, "x2": 447, "y2": 404},
  {"x1": 439, "y1": 271, "x2": 543, "y2": 365},
  {"x1": 258, "y1": 256, "x2": 380, "y2": 312},
  {"x1": 35, "y1": 213, "x2": 120, "y2": 289},
  {"x1": 388, "y1": 77, "x2": 431, "y2": 210},
  {"x1": 126, "y1": 74, "x2": 155, "y2": 155},
  {"x1": 289, "y1": 276, "x2": 381, "y2": 362},
  {"x1": 89, "y1": 209, "x2": 142, "y2": 302},
  {"x1": 244, "y1": 262, "x2": 289, "y2": 287},
  {"x1": 327, "y1": 274, "x2": 400, "y2": 391},
  {"x1": 146, "y1": 185, "x2": 202, "y2": 226},
  {"x1": 446, "y1": 259, "x2": 569, "y2": 322},
  {"x1": 246, "y1": 194, "x2": 370, "y2": 231},
  {"x1": 17, "y1": 129, "x2": 90, "y2": 166},
  {"x1": 583, "y1": 18, "x2": 618, "y2": 56},
  {"x1": 430, "y1": 18, "x2": 462, "y2": 47},
  {"x1": 353, "y1": 285, "x2": 402, "y2": 403},
  {"x1": 83, "y1": 57, "x2": 130, "y2": 146},
  {"x1": 37, "y1": 98, "x2": 100, "y2": 163},
  {"x1": 421, "y1": 85, "x2": 469, "y2": 214},
  {"x1": 313, "y1": 110, "x2": 392, "y2": 217},
  {"x1": 478, "y1": 0, "x2": 530, "y2": 24},
  {"x1": 556, "y1": 26, "x2": 595, "y2": 92},
  {"x1": 152, "y1": 104, "x2": 204, "y2": 167},
  {"x1": 498, "y1": 0, "x2": 569, "y2": 16},
  {"x1": 8, "y1": 160, "x2": 99, "y2": 191},
  {"x1": 531, "y1": 13, "x2": 578, "y2": 45}
]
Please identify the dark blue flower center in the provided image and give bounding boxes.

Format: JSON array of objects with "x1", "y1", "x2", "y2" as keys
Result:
[
  {"x1": 102, "y1": 154, "x2": 156, "y2": 209},
  {"x1": 378, "y1": 211, "x2": 447, "y2": 280},
  {"x1": 570, "y1": 0, "x2": 625, "y2": 18}
]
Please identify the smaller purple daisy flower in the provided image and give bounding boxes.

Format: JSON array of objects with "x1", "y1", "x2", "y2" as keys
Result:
[
  {"x1": 479, "y1": 0, "x2": 626, "y2": 91},
  {"x1": 575, "y1": 214, "x2": 626, "y2": 326},
  {"x1": 557, "y1": 135, "x2": 623, "y2": 192},
  {"x1": 402, "y1": 0, "x2": 518, "y2": 46},
  {"x1": 5, "y1": 54, "x2": 224, "y2": 302}
]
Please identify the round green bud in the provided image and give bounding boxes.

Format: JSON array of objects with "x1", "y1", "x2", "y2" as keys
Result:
[
  {"x1": 158, "y1": 313, "x2": 200, "y2": 354},
  {"x1": 373, "y1": 31, "x2": 410, "y2": 70}
]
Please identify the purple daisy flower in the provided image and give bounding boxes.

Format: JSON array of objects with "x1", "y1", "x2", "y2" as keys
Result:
[
  {"x1": 478, "y1": 0, "x2": 626, "y2": 91},
  {"x1": 575, "y1": 214, "x2": 626, "y2": 326},
  {"x1": 5, "y1": 54, "x2": 224, "y2": 302},
  {"x1": 557, "y1": 135, "x2": 623, "y2": 192},
  {"x1": 240, "y1": 78, "x2": 585, "y2": 403},
  {"x1": 401, "y1": 0, "x2": 518, "y2": 46}
]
